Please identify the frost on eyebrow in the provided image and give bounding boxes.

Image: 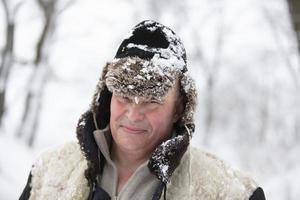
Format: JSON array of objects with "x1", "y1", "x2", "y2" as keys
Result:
[
  {"x1": 113, "y1": 92, "x2": 165, "y2": 105},
  {"x1": 134, "y1": 96, "x2": 139, "y2": 104}
]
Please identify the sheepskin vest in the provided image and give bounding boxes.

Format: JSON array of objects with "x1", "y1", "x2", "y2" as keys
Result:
[{"x1": 28, "y1": 141, "x2": 257, "y2": 200}]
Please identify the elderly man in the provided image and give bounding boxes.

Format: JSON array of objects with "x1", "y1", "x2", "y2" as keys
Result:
[{"x1": 19, "y1": 20, "x2": 266, "y2": 200}]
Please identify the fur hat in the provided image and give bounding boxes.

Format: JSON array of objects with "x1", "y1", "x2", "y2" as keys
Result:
[{"x1": 76, "y1": 20, "x2": 197, "y2": 187}]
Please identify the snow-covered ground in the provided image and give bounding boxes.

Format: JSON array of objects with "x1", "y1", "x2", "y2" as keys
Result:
[{"x1": 1, "y1": 0, "x2": 300, "y2": 199}]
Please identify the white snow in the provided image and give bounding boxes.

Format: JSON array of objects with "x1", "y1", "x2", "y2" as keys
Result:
[
  {"x1": 160, "y1": 164, "x2": 169, "y2": 178},
  {"x1": 134, "y1": 96, "x2": 139, "y2": 104},
  {"x1": 0, "y1": 0, "x2": 299, "y2": 199},
  {"x1": 127, "y1": 85, "x2": 135, "y2": 89}
]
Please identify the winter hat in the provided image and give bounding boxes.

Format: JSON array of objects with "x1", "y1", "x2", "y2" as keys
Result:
[
  {"x1": 104, "y1": 20, "x2": 196, "y2": 128},
  {"x1": 76, "y1": 20, "x2": 197, "y2": 189}
]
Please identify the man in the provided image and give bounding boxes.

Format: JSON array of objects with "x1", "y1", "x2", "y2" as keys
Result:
[{"x1": 19, "y1": 20, "x2": 266, "y2": 200}]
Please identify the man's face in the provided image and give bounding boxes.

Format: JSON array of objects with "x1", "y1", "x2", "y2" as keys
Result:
[{"x1": 110, "y1": 85, "x2": 182, "y2": 155}]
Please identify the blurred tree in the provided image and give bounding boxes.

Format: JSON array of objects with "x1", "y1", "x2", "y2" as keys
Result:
[
  {"x1": 263, "y1": 2, "x2": 300, "y2": 91},
  {"x1": 190, "y1": 2, "x2": 230, "y2": 144},
  {"x1": 16, "y1": 0, "x2": 75, "y2": 146},
  {"x1": 264, "y1": 2, "x2": 300, "y2": 146},
  {"x1": 287, "y1": 0, "x2": 300, "y2": 58},
  {"x1": 0, "y1": 0, "x2": 22, "y2": 126}
]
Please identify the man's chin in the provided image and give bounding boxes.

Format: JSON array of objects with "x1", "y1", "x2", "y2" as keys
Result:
[
  {"x1": 116, "y1": 134, "x2": 150, "y2": 149},
  {"x1": 118, "y1": 141, "x2": 148, "y2": 152}
]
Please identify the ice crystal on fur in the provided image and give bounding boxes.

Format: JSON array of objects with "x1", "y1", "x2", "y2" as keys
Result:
[{"x1": 148, "y1": 135, "x2": 189, "y2": 183}]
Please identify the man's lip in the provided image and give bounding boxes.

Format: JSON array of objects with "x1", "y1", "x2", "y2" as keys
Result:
[{"x1": 120, "y1": 125, "x2": 146, "y2": 134}]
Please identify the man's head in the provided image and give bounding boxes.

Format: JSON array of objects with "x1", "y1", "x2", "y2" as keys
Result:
[
  {"x1": 77, "y1": 20, "x2": 197, "y2": 184},
  {"x1": 93, "y1": 20, "x2": 196, "y2": 132},
  {"x1": 109, "y1": 78, "x2": 183, "y2": 156}
]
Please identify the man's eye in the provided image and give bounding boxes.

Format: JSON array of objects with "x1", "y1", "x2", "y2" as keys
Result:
[{"x1": 149, "y1": 100, "x2": 163, "y2": 105}]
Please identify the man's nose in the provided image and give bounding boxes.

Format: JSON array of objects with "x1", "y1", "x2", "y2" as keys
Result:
[{"x1": 126, "y1": 104, "x2": 145, "y2": 122}]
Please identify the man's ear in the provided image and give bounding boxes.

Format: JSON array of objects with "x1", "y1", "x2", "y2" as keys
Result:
[{"x1": 173, "y1": 96, "x2": 184, "y2": 123}]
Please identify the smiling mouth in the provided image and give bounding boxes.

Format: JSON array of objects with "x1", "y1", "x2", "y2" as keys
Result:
[{"x1": 120, "y1": 125, "x2": 147, "y2": 134}]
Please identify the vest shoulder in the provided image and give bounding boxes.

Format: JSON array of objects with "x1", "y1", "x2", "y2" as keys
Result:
[
  {"x1": 32, "y1": 141, "x2": 85, "y2": 168},
  {"x1": 167, "y1": 147, "x2": 258, "y2": 200},
  {"x1": 29, "y1": 141, "x2": 89, "y2": 200}
]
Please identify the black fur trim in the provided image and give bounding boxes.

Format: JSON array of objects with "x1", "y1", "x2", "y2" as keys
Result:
[
  {"x1": 249, "y1": 187, "x2": 266, "y2": 200},
  {"x1": 19, "y1": 172, "x2": 32, "y2": 200},
  {"x1": 115, "y1": 20, "x2": 187, "y2": 73},
  {"x1": 148, "y1": 134, "x2": 189, "y2": 183},
  {"x1": 93, "y1": 86, "x2": 112, "y2": 130},
  {"x1": 151, "y1": 182, "x2": 166, "y2": 200},
  {"x1": 76, "y1": 110, "x2": 100, "y2": 186}
]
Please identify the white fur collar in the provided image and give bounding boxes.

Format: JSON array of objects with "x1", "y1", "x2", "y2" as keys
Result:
[
  {"x1": 29, "y1": 142, "x2": 257, "y2": 200},
  {"x1": 29, "y1": 142, "x2": 89, "y2": 200}
]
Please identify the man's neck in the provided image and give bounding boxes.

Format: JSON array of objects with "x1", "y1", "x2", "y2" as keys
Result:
[
  {"x1": 111, "y1": 142, "x2": 151, "y2": 194},
  {"x1": 111, "y1": 143, "x2": 149, "y2": 171}
]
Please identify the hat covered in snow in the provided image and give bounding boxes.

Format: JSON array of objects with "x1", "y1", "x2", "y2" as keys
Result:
[{"x1": 77, "y1": 20, "x2": 197, "y2": 186}]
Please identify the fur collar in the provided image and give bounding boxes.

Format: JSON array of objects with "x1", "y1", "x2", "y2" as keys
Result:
[{"x1": 29, "y1": 142, "x2": 258, "y2": 200}]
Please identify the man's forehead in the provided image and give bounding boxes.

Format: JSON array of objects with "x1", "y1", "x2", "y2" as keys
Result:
[
  {"x1": 113, "y1": 92, "x2": 165, "y2": 103},
  {"x1": 112, "y1": 82, "x2": 180, "y2": 103}
]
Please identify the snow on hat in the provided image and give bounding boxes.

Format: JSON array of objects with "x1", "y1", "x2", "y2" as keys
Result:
[
  {"x1": 115, "y1": 19, "x2": 187, "y2": 71},
  {"x1": 77, "y1": 20, "x2": 197, "y2": 186},
  {"x1": 105, "y1": 20, "x2": 187, "y2": 103},
  {"x1": 103, "y1": 20, "x2": 197, "y2": 127}
]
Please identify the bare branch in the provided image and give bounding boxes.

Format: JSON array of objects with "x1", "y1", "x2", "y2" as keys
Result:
[
  {"x1": 262, "y1": 5, "x2": 300, "y2": 92},
  {"x1": 37, "y1": 0, "x2": 56, "y2": 19},
  {"x1": 12, "y1": 1, "x2": 24, "y2": 18},
  {"x1": 13, "y1": 55, "x2": 33, "y2": 66},
  {"x1": 287, "y1": 0, "x2": 300, "y2": 75},
  {"x1": 1, "y1": 0, "x2": 9, "y2": 24},
  {"x1": 57, "y1": 0, "x2": 76, "y2": 16}
]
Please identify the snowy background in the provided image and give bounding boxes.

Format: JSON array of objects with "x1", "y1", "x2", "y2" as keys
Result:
[{"x1": 1, "y1": 0, "x2": 300, "y2": 199}]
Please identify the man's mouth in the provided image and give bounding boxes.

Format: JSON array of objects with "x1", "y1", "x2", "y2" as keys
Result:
[{"x1": 120, "y1": 125, "x2": 147, "y2": 134}]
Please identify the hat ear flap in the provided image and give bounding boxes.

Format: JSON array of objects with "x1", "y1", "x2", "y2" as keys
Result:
[
  {"x1": 94, "y1": 86, "x2": 112, "y2": 130},
  {"x1": 76, "y1": 110, "x2": 99, "y2": 186}
]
